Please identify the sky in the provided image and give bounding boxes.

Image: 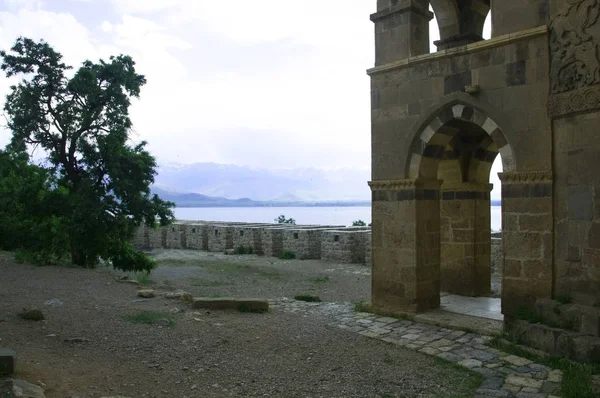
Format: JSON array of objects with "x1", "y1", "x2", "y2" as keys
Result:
[{"x1": 0, "y1": 0, "x2": 502, "y2": 198}]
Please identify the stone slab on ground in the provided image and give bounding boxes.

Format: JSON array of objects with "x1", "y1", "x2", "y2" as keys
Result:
[
  {"x1": 9, "y1": 378, "x2": 45, "y2": 398},
  {"x1": 414, "y1": 309, "x2": 504, "y2": 336},
  {"x1": 192, "y1": 298, "x2": 269, "y2": 312},
  {"x1": 0, "y1": 348, "x2": 16, "y2": 375}
]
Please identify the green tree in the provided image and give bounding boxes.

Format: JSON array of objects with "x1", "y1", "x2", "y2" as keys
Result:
[
  {"x1": 0, "y1": 37, "x2": 174, "y2": 270},
  {"x1": 275, "y1": 214, "x2": 296, "y2": 224},
  {"x1": 352, "y1": 220, "x2": 367, "y2": 227}
]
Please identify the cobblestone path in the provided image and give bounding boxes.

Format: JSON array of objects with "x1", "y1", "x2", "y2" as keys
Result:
[{"x1": 272, "y1": 299, "x2": 563, "y2": 398}]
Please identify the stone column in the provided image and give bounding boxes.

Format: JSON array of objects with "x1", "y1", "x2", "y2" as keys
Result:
[
  {"x1": 440, "y1": 182, "x2": 492, "y2": 296},
  {"x1": 499, "y1": 171, "x2": 553, "y2": 315},
  {"x1": 369, "y1": 179, "x2": 442, "y2": 314},
  {"x1": 371, "y1": 0, "x2": 433, "y2": 66}
]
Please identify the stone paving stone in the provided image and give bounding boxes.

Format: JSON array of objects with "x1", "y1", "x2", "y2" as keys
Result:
[
  {"x1": 437, "y1": 352, "x2": 463, "y2": 362},
  {"x1": 375, "y1": 317, "x2": 397, "y2": 324},
  {"x1": 505, "y1": 375, "x2": 543, "y2": 389},
  {"x1": 274, "y1": 300, "x2": 566, "y2": 398},
  {"x1": 480, "y1": 377, "x2": 504, "y2": 390},
  {"x1": 503, "y1": 383, "x2": 522, "y2": 393},
  {"x1": 547, "y1": 370, "x2": 562, "y2": 383},
  {"x1": 429, "y1": 338, "x2": 454, "y2": 348},
  {"x1": 474, "y1": 388, "x2": 511, "y2": 397},
  {"x1": 438, "y1": 345, "x2": 457, "y2": 352},
  {"x1": 503, "y1": 355, "x2": 533, "y2": 366},
  {"x1": 419, "y1": 346, "x2": 440, "y2": 356},
  {"x1": 540, "y1": 381, "x2": 558, "y2": 394},
  {"x1": 400, "y1": 333, "x2": 421, "y2": 340}
]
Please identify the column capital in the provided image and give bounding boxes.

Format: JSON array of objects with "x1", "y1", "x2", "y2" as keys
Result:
[
  {"x1": 498, "y1": 171, "x2": 553, "y2": 185},
  {"x1": 368, "y1": 179, "x2": 443, "y2": 191}
]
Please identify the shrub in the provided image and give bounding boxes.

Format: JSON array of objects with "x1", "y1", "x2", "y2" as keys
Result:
[
  {"x1": 294, "y1": 295, "x2": 321, "y2": 302},
  {"x1": 280, "y1": 250, "x2": 296, "y2": 260},
  {"x1": 352, "y1": 220, "x2": 367, "y2": 226}
]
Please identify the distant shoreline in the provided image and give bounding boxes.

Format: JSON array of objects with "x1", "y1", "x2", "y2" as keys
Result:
[{"x1": 173, "y1": 202, "x2": 502, "y2": 208}]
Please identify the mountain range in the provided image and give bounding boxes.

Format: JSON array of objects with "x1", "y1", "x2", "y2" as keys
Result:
[{"x1": 152, "y1": 162, "x2": 372, "y2": 203}]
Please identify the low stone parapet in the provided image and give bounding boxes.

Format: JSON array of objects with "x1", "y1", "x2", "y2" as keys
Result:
[{"x1": 322, "y1": 230, "x2": 370, "y2": 264}]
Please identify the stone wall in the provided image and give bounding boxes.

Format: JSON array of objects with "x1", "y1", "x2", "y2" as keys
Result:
[
  {"x1": 132, "y1": 221, "x2": 370, "y2": 265},
  {"x1": 322, "y1": 229, "x2": 371, "y2": 264}
]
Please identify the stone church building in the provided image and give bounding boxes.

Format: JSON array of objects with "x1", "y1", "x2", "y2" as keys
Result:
[{"x1": 369, "y1": 0, "x2": 600, "y2": 318}]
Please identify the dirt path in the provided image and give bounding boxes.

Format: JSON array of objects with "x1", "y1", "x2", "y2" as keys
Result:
[{"x1": 0, "y1": 252, "x2": 481, "y2": 397}]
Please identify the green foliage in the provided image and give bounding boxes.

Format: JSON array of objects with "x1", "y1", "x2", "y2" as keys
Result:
[
  {"x1": 312, "y1": 276, "x2": 330, "y2": 284},
  {"x1": 352, "y1": 220, "x2": 367, "y2": 226},
  {"x1": 275, "y1": 214, "x2": 296, "y2": 224},
  {"x1": 487, "y1": 337, "x2": 600, "y2": 398},
  {"x1": 0, "y1": 37, "x2": 174, "y2": 271},
  {"x1": 235, "y1": 245, "x2": 253, "y2": 255},
  {"x1": 294, "y1": 295, "x2": 321, "y2": 302},
  {"x1": 354, "y1": 300, "x2": 373, "y2": 313},
  {"x1": 237, "y1": 303, "x2": 267, "y2": 313},
  {"x1": 280, "y1": 250, "x2": 296, "y2": 260},
  {"x1": 124, "y1": 311, "x2": 174, "y2": 326}
]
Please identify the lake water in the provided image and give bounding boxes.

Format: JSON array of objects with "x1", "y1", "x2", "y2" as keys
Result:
[{"x1": 175, "y1": 206, "x2": 503, "y2": 231}]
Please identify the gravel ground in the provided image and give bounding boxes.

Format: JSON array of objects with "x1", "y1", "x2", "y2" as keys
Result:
[
  {"x1": 0, "y1": 251, "x2": 482, "y2": 397},
  {"x1": 142, "y1": 249, "x2": 372, "y2": 303}
]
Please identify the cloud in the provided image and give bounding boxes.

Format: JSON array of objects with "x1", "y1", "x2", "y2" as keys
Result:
[{"x1": 0, "y1": 0, "x2": 500, "y2": 193}]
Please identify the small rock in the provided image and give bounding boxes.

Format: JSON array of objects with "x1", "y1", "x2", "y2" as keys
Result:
[
  {"x1": 11, "y1": 378, "x2": 46, "y2": 398},
  {"x1": 137, "y1": 290, "x2": 155, "y2": 299},
  {"x1": 151, "y1": 318, "x2": 171, "y2": 327},
  {"x1": 19, "y1": 307, "x2": 44, "y2": 321},
  {"x1": 164, "y1": 291, "x2": 191, "y2": 301},
  {"x1": 0, "y1": 348, "x2": 16, "y2": 375},
  {"x1": 44, "y1": 299, "x2": 63, "y2": 307}
]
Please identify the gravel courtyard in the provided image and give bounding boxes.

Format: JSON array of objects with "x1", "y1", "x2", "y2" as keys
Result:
[{"x1": 0, "y1": 250, "x2": 482, "y2": 398}]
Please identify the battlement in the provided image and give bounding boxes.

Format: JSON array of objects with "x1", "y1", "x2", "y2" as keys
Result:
[{"x1": 133, "y1": 221, "x2": 373, "y2": 266}]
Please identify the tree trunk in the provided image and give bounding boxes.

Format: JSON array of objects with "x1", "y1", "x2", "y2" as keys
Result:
[{"x1": 71, "y1": 244, "x2": 86, "y2": 267}]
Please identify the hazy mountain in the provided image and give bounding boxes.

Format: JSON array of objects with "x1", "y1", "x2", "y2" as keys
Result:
[{"x1": 153, "y1": 162, "x2": 371, "y2": 202}]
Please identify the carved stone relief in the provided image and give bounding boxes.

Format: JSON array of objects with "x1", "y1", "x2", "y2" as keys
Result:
[{"x1": 549, "y1": 0, "x2": 600, "y2": 94}]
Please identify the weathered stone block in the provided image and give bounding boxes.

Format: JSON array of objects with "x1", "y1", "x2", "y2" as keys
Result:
[
  {"x1": 568, "y1": 185, "x2": 594, "y2": 221},
  {"x1": 192, "y1": 298, "x2": 269, "y2": 312},
  {"x1": 0, "y1": 348, "x2": 16, "y2": 375},
  {"x1": 506, "y1": 60, "x2": 527, "y2": 86}
]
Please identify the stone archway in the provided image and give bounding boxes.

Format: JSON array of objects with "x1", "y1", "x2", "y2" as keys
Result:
[
  {"x1": 408, "y1": 103, "x2": 513, "y2": 298},
  {"x1": 429, "y1": 0, "x2": 491, "y2": 50},
  {"x1": 369, "y1": 102, "x2": 515, "y2": 315}
]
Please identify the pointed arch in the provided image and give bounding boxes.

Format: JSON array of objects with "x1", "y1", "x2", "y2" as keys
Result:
[{"x1": 407, "y1": 102, "x2": 515, "y2": 180}]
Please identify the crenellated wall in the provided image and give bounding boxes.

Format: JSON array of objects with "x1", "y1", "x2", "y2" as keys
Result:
[{"x1": 133, "y1": 221, "x2": 369, "y2": 265}]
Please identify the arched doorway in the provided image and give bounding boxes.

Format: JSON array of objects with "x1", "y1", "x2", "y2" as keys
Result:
[
  {"x1": 409, "y1": 104, "x2": 514, "y2": 299},
  {"x1": 369, "y1": 102, "x2": 515, "y2": 315}
]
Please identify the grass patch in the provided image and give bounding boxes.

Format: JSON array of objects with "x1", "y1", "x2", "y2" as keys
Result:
[
  {"x1": 187, "y1": 277, "x2": 232, "y2": 287},
  {"x1": 294, "y1": 295, "x2": 321, "y2": 302},
  {"x1": 124, "y1": 311, "x2": 174, "y2": 326},
  {"x1": 280, "y1": 250, "x2": 296, "y2": 260},
  {"x1": 235, "y1": 246, "x2": 253, "y2": 255},
  {"x1": 487, "y1": 337, "x2": 600, "y2": 398},
  {"x1": 354, "y1": 299, "x2": 373, "y2": 313},
  {"x1": 237, "y1": 303, "x2": 267, "y2": 313},
  {"x1": 133, "y1": 272, "x2": 154, "y2": 286},
  {"x1": 431, "y1": 356, "x2": 484, "y2": 398},
  {"x1": 312, "y1": 276, "x2": 330, "y2": 284}
]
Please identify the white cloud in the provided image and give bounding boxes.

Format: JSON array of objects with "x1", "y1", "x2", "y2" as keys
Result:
[{"x1": 0, "y1": 0, "x2": 500, "y2": 192}]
